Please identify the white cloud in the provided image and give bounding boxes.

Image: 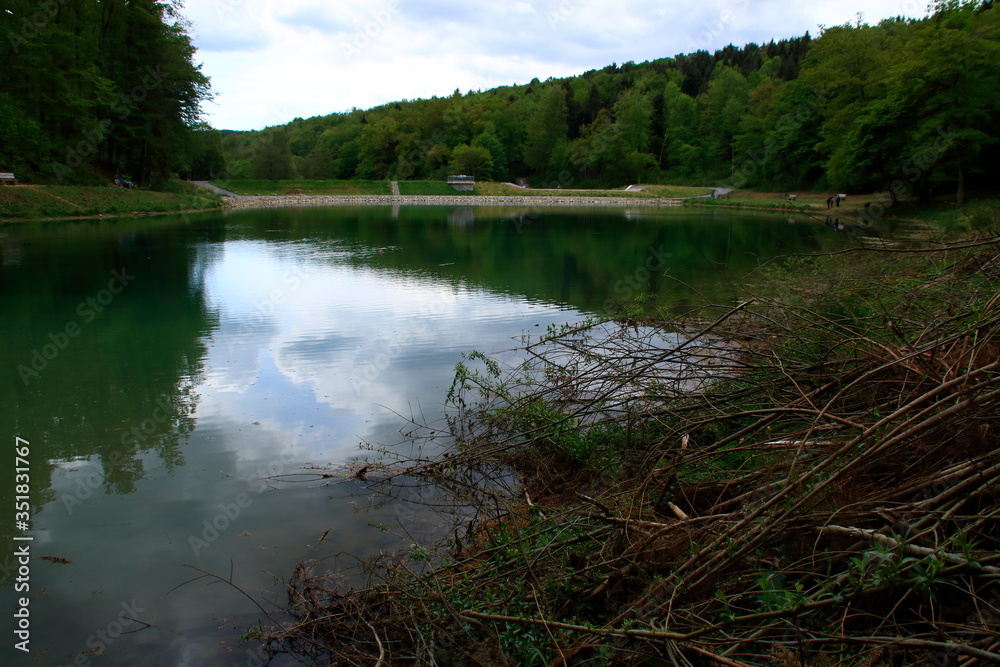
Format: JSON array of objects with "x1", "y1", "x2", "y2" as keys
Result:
[{"x1": 179, "y1": 0, "x2": 928, "y2": 130}]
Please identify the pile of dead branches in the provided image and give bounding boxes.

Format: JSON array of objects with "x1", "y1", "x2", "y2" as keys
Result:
[{"x1": 266, "y1": 237, "x2": 1000, "y2": 666}]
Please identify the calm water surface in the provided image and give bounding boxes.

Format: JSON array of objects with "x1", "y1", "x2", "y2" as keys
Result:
[{"x1": 0, "y1": 205, "x2": 849, "y2": 665}]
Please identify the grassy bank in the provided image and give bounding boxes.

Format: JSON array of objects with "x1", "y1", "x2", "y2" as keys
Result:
[
  {"x1": 213, "y1": 179, "x2": 391, "y2": 195},
  {"x1": 0, "y1": 183, "x2": 221, "y2": 221},
  {"x1": 475, "y1": 182, "x2": 711, "y2": 198},
  {"x1": 260, "y1": 229, "x2": 1000, "y2": 665},
  {"x1": 397, "y1": 180, "x2": 467, "y2": 195},
  {"x1": 641, "y1": 184, "x2": 714, "y2": 199},
  {"x1": 686, "y1": 190, "x2": 1000, "y2": 237},
  {"x1": 689, "y1": 190, "x2": 833, "y2": 211}
]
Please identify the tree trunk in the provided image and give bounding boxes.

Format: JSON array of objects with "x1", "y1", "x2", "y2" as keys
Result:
[{"x1": 957, "y1": 163, "x2": 965, "y2": 206}]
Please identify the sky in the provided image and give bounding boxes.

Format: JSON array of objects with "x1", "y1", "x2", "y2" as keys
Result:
[{"x1": 178, "y1": 0, "x2": 930, "y2": 131}]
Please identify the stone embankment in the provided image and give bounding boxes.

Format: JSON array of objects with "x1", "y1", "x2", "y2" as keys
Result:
[{"x1": 221, "y1": 195, "x2": 682, "y2": 210}]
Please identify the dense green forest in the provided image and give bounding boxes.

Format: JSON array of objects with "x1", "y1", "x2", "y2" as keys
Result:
[
  {"x1": 219, "y1": 0, "x2": 998, "y2": 201},
  {"x1": 0, "y1": 0, "x2": 214, "y2": 186},
  {"x1": 3, "y1": 1, "x2": 996, "y2": 199}
]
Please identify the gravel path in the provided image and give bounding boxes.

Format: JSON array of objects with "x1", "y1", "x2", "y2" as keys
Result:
[
  {"x1": 221, "y1": 194, "x2": 684, "y2": 210},
  {"x1": 187, "y1": 180, "x2": 724, "y2": 210},
  {"x1": 189, "y1": 180, "x2": 733, "y2": 203}
]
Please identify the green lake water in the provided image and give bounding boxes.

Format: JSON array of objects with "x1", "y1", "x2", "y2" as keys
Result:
[{"x1": 0, "y1": 205, "x2": 851, "y2": 665}]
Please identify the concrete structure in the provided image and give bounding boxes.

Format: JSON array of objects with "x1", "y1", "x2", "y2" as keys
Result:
[{"x1": 447, "y1": 175, "x2": 475, "y2": 192}]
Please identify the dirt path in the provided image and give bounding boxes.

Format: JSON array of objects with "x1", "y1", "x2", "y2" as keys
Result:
[
  {"x1": 672, "y1": 186, "x2": 733, "y2": 200},
  {"x1": 19, "y1": 185, "x2": 84, "y2": 210},
  {"x1": 191, "y1": 180, "x2": 242, "y2": 197}
]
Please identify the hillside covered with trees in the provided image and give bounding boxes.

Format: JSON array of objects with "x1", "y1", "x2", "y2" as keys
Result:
[
  {"x1": 220, "y1": 0, "x2": 998, "y2": 202},
  {"x1": 0, "y1": 0, "x2": 215, "y2": 186},
  {"x1": 3, "y1": 0, "x2": 995, "y2": 200}
]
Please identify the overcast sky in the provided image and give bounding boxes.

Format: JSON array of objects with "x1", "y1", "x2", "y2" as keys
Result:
[{"x1": 179, "y1": 0, "x2": 929, "y2": 131}]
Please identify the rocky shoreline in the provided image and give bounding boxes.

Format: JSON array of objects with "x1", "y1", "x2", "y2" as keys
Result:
[{"x1": 221, "y1": 194, "x2": 683, "y2": 209}]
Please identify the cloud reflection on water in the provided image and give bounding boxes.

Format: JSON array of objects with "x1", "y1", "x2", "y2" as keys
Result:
[{"x1": 197, "y1": 237, "x2": 579, "y2": 465}]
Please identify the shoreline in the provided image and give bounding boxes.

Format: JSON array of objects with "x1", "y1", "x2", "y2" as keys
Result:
[
  {"x1": 220, "y1": 194, "x2": 684, "y2": 209},
  {"x1": 2, "y1": 188, "x2": 943, "y2": 227},
  {"x1": 0, "y1": 206, "x2": 221, "y2": 225},
  {"x1": 682, "y1": 199, "x2": 945, "y2": 229}
]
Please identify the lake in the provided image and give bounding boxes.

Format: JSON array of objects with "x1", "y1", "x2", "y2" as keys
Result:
[{"x1": 0, "y1": 204, "x2": 850, "y2": 665}]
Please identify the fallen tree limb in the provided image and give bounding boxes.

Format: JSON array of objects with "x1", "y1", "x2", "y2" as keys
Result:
[{"x1": 817, "y1": 525, "x2": 1000, "y2": 575}]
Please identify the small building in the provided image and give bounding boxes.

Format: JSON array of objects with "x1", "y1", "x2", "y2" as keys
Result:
[{"x1": 447, "y1": 174, "x2": 475, "y2": 192}]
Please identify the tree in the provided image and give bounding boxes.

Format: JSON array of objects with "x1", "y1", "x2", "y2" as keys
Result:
[
  {"x1": 703, "y1": 66, "x2": 750, "y2": 178},
  {"x1": 583, "y1": 83, "x2": 603, "y2": 124},
  {"x1": 797, "y1": 20, "x2": 899, "y2": 187},
  {"x1": 567, "y1": 108, "x2": 622, "y2": 180},
  {"x1": 802, "y1": 5, "x2": 1000, "y2": 200},
  {"x1": 0, "y1": 0, "x2": 210, "y2": 184},
  {"x1": 524, "y1": 85, "x2": 569, "y2": 177},
  {"x1": 336, "y1": 139, "x2": 361, "y2": 179},
  {"x1": 887, "y1": 3, "x2": 1000, "y2": 202},
  {"x1": 425, "y1": 143, "x2": 453, "y2": 178},
  {"x1": 303, "y1": 129, "x2": 339, "y2": 179},
  {"x1": 251, "y1": 129, "x2": 293, "y2": 180},
  {"x1": 624, "y1": 150, "x2": 659, "y2": 183},
  {"x1": 748, "y1": 80, "x2": 826, "y2": 190},
  {"x1": 102, "y1": 0, "x2": 211, "y2": 183},
  {"x1": 0, "y1": 94, "x2": 50, "y2": 177},
  {"x1": 450, "y1": 144, "x2": 494, "y2": 179},
  {"x1": 661, "y1": 83, "x2": 700, "y2": 177},
  {"x1": 356, "y1": 117, "x2": 400, "y2": 178},
  {"x1": 613, "y1": 88, "x2": 653, "y2": 154},
  {"x1": 186, "y1": 125, "x2": 225, "y2": 180},
  {"x1": 472, "y1": 131, "x2": 508, "y2": 181}
]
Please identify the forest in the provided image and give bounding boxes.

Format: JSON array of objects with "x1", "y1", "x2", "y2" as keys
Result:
[
  {"x1": 0, "y1": 0, "x2": 214, "y2": 186},
  {"x1": 219, "y1": 0, "x2": 998, "y2": 202},
  {"x1": 2, "y1": 1, "x2": 996, "y2": 200}
]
